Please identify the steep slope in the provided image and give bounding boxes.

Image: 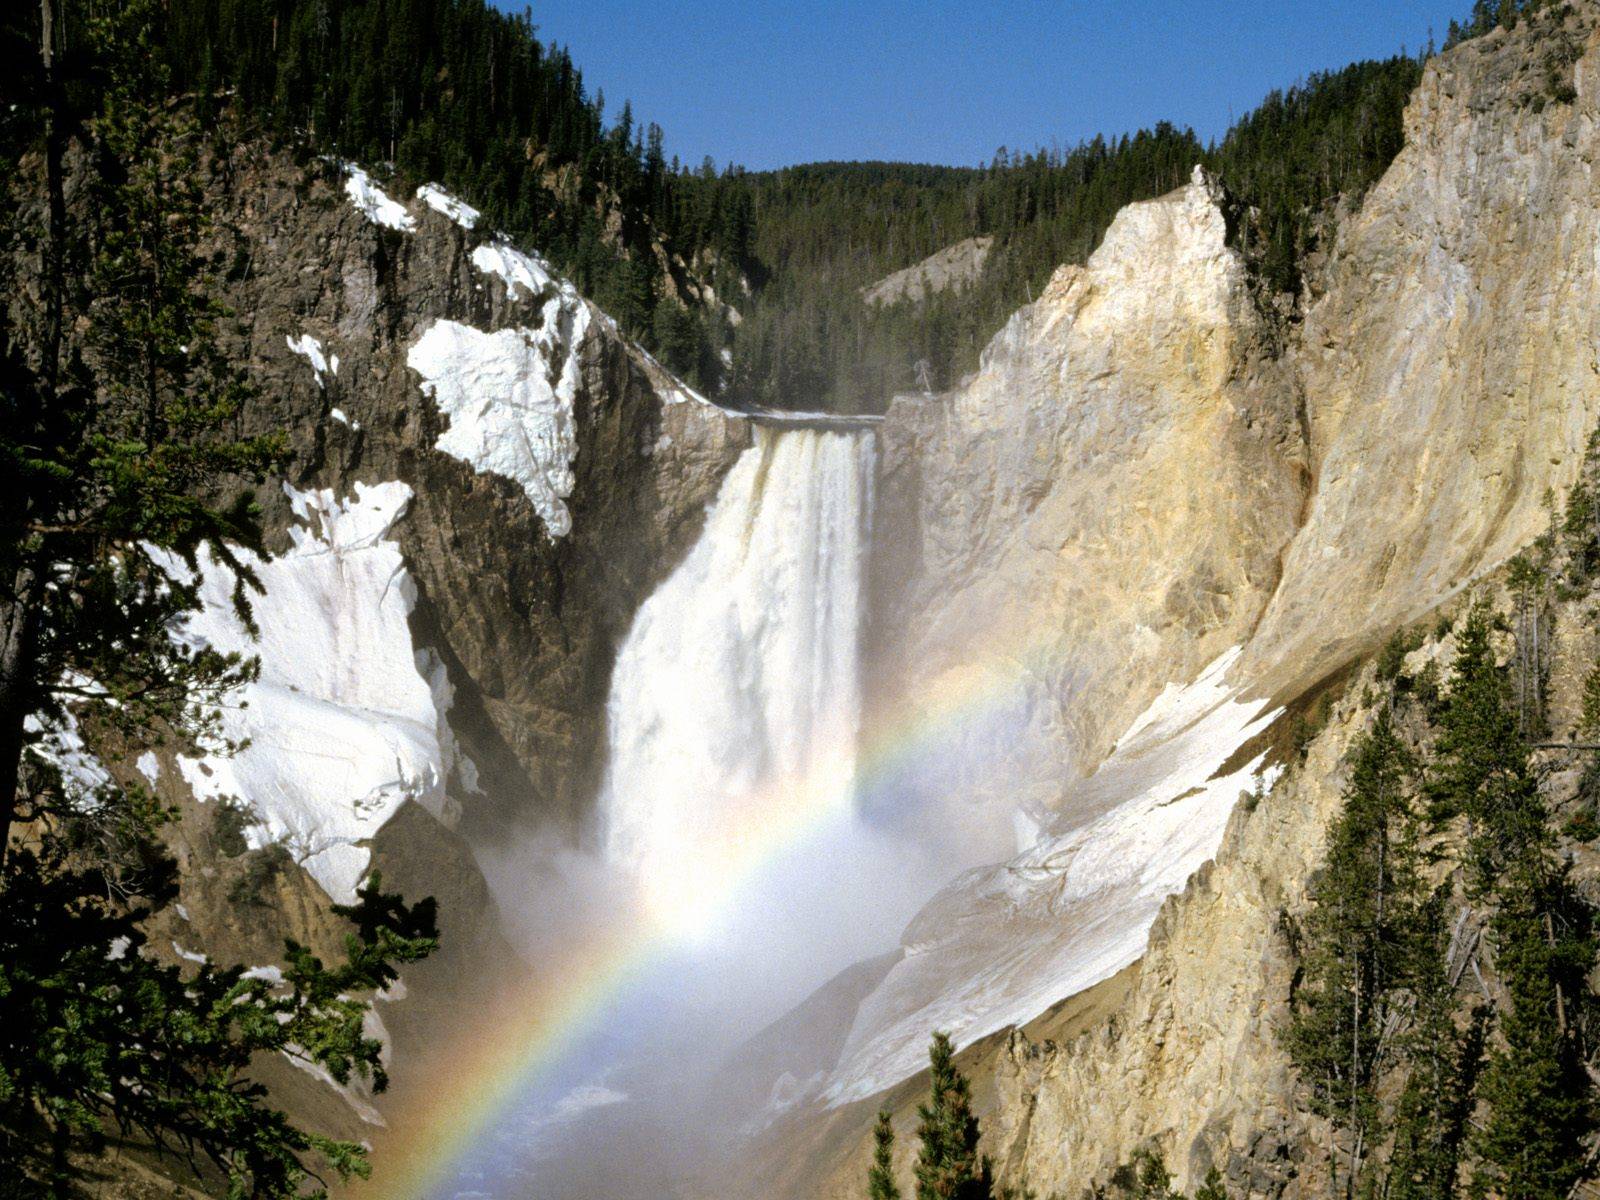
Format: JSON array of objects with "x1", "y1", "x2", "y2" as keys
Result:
[
  {"x1": 744, "y1": 6, "x2": 1600, "y2": 1195},
  {"x1": 22, "y1": 139, "x2": 752, "y2": 1146},
  {"x1": 860, "y1": 237, "x2": 995, "y2": 307}
]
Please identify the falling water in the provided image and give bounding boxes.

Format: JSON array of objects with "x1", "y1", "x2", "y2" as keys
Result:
[
  {"x1": 598, "y1": 425, "x2": 877, "y2": 934},
  {"x1": 437, "y1": 425, "x2": 889, "y2": 1200}
]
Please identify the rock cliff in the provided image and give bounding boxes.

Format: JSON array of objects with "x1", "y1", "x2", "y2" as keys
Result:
[
  {"x1": 750, "y1": 6, "x2": 1600, "y2": 1196},
  {"x1": 27, "y1": 140, "x2": 752, "y2": 1138}
]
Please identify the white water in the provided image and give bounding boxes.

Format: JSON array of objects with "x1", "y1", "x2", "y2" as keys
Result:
[{"x1": 598, "y1": 425, "x2": 877, "y2": 936}]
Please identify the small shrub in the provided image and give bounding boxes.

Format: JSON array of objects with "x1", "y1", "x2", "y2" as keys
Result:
[
  {"x1": 228, "y1": 842, "x2": 292, "y2": 907},
  {"x1": 1563, "y1": 810, "x2": 1599, "y2": 843},
  {"x1": 210, "y1": 797, "x2": 253, "y2": 859}
]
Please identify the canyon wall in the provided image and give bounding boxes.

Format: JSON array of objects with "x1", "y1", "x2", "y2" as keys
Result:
[{"x1": 759, "y1": 7, "x2": 1600, "y2": 1196}]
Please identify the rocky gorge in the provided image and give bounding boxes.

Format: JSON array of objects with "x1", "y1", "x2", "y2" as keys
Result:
[{"x1": 12, "y1": 3, "x2": 1600, "y2": 1198}]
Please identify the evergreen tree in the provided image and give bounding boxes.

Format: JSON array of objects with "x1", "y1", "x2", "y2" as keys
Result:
[
  {"x1": 1384, "y1": 893, "x2": 1481, "y2": 1200},
  {"x1": 1472, "y1": 856, "x2": 1595, "y2": 1200},
  {"x1": 1284, "y1": 707, "x2": 1422, "y2": 1197},
  {"x1": 869, "y1": 1109, "x2": 903, "y2": 1200},
  {"x1": 914, "y1": 1032, "x2": 993, "y2": 1200},
  {"x1": 1581, "y1": 652, "x2": 1600, "y2": 736},
  {"x1": 1194, "y1": 1166, "x2": 1229, "y2": 1200},
  {"x1": 1470, "y1": 755, "x2": 1596, "y2": 1200},
  {"x1": 1426, "y1": 602, "x2": 1538, "y2": 886},
  {"x1": 0, "y1": 2, "x2": 440, "y2": 1192}
]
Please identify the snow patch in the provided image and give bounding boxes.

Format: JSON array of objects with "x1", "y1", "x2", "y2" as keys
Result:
[
  {"x1": 470, "y1": 241, "x2": 561, "y2": 301},
  {"x1": 825, "y1": 649, "x2": 1281, "y2": 1102},
  {"x1": 407, "y1": 317, "x2": 586, "y2": 539},
  {"x1": 171, "y1": 941, "x2": 208, "y2": 965},
  {"x1": 164, "y1": 481, "x2": 459, "y2": 903},
  {"x1": 24, "y1": 710, "x2": 110, "y2": 802},
  {"x1": 286, "y1": 333, "x2": 336, "y2": 387},
  {"x1": 416, "y1": 183, "x2": 481, "y2": 229},
  {"x1": 135, "y1": 750, "x2": 160, "y2": 784},
  {"x1": 343, "y1": 164, "x2": 415, "y2": 232}
]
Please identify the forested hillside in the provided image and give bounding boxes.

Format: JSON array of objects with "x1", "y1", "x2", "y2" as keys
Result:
[
  {"x1": 722, "y1": 54, "x2": 1422, "y2": 412},
  {"x1": 157, "y1": 0, "x2": 755, "y2": 386},
  {"x1": 0, "y1": 0, "x2": 1524, "y2": 413}
]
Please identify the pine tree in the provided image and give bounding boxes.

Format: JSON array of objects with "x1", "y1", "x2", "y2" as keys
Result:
[
  {"x1": 1472, "y1": 840, "x2": 1595, "y2": 1200},
  {"x1": 1579, "y1": 652, "x2": 1600, "y2": 735},
  {"x1": 1424, "y1": 603, "x2": 1597, "y2": 1199},
  {"x1": 1384, "y1": 893, "x2": 1482, "y2": 1200},
  {"x1": 1426, "y1": 602, "x2": 1534, "y2": 886},
  {"x1": 869, "y1": 1110, "x2": 903, "y2": 1200},
  {"x1": 1194, "y1": 1166, "x2": 1229, "y2": 1200},
  {"x1": 914, "y1": 1033, "x2": 993, "y2": 1200},
  {"x1": 0, "y1": 2, "x2": 440, "y2": 1193},
  {"x1": 1284, "y1": 707, "x2": 1422, "y2": 1197}
]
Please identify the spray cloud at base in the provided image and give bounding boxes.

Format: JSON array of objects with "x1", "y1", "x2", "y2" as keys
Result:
[{"x1": 408, "y1": 424, "x2": 1001, "y2": 1200}]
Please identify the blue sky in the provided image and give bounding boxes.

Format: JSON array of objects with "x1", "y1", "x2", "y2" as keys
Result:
[{"x1": 504, "y1": 1, "x2": 1467, "y2": 170}]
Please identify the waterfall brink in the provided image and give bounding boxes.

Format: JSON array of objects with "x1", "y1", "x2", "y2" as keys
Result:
[{"x1": 599, "y1": 425, "x2": 876, "y2": 933}]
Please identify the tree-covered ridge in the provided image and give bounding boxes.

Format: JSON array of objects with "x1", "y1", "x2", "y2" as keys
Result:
[
  {"x1": 722, "y1": 51, "x2": 1424, "y2": 412},
  {"x1": 26, "y1": 0, "x2": 756, "y2": 387},
  {"x1": 1281, "y1": 436, "x2": 1600, "y2": 1200},
  {"x1": 0, "y1": 0, "x2": 1441, "y2": 412}
]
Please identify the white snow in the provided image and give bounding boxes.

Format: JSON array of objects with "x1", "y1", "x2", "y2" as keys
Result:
[
  {"x1": 171, "y1": 941, "x2": 208, "y2": 965},
  {"x1": 417, "y1": 649, "x2": 478, "y2": 809},
  {"x1": 23, "y1": 710, "x2": 110, "y2": 802},
  {"x1": 163, "y1": 481, "x2": 458, "y2": 903},
  {"x1": 343, "y1": 164, "x2": 416, "y2": 232},
  {"x1": 407, "y1": 317, "x2": 587, "y2": 539},
  {"x1": 175, "y1": 904, "x2": 190, "y2": 921},
  {"x1": 242, "y1": 964, "x2": 285, "y2": 985},
  {"x1": 416, "y1": 183, "x2": 481, "y2": 230},
  {"x1": 286, "y1": 333, "x2": 336, "y2": 387},
  {"x1": 135, "y1": 750, "x2": 160, "y2": 784},
  {"x1": 329, "y1": 407, "x2": 360, "y2": 430},
  {"x1": 824, "y1": 649, "x2": 1281, "y2": 1102},
  {"x1": 470, "y1": 241, "x2": 562, "y2": 302}
]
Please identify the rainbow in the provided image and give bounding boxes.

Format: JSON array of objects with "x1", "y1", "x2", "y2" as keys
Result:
[{"x1": 356, "y1": 650, "x2": 1030, "y2": 1200}]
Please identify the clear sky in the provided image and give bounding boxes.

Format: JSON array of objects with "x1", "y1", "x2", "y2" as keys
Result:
[{"x1": 502, "y1": 0, "x2": 1467, "y2": 171}]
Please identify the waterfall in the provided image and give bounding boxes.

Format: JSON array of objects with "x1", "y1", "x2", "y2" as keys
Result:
[{"x1": 598, "y1": 425, "x2": 876, "y2": 933}]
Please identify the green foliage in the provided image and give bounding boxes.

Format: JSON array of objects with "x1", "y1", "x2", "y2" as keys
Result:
[
  {"x1": 1211, "y1": 57, "x2": 1420, "y2": 294},
  {"x1": 1285, "y1": 595, "x2": 1600, "y2": 1200},
  {"x1": 1377, "y1": 626, "x2": 1426, "y2": 684},
  {"x1": 1426, "y1": 606, "x2": 1518, "y2": 847},
  {"x1": 6, "y1": 1, "x2": 1431, "y2": 414},
  {"x1": 869, "y1": 1109, "x2": 902, "y2": 1200},
  {"x1": 228, "y1": 841, "x2": 293, "y2": 907},
  {"x1": 1283, "y1": 707, "x2": 1423, "y2": 1193},
  {"x1": 1580, "y1": 653, "x2": 1600, "y2": 736},
  {"x1": 210, "y1": 795, "x2": 252, "y2": 858},
  {"x1": 0, "y1": 2, "x2": 439, "y2": 1193},
  {"x1": 1193, "y1": 1166, "x2": 1228, "y2": 1200},
  {"x1": 1471, "y1": 807, "x2": 1595, "y2": 1200},
  {"x1": 1111, "y1": 1149, "x2": 1184, "y2": 1200},
  {"x1": 160, "y1": 0, "x2": 748, "y2": 388},
  {"x1": 0, "y1": 850, "x2": 437, "y2": 1197},
  {"x1": 1384, "y1": 906, "x2": 1483, "y2": 1200},
  {"x1": 1562, "y1": 430, "x2": 1600, "y2": 584},
  {"x1": 1288, "y1": 692, "x2": 1335, "y2": 763},
  {"x1": 914, "y1": 1032, "x2": 993, "y2": 1200}
]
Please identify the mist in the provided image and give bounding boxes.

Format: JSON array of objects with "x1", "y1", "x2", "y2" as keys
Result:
[{"x1": 440, "y1": 424, "x2": 1011, "y2": 1200}]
